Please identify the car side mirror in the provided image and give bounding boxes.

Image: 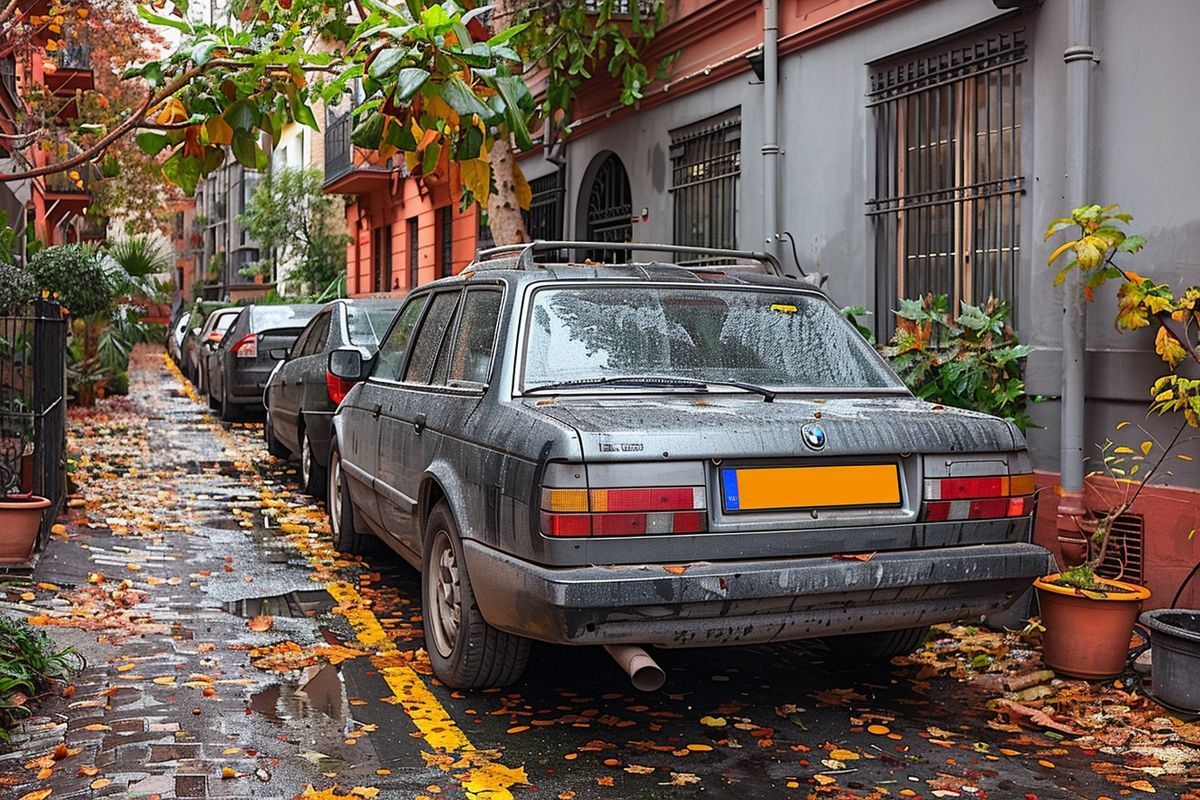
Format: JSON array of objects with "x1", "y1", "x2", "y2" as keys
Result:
[
  {"x1": 328, "y1": 347, "x2": 366, "y2": 381},
  {"x1": 268, "y1": 347, "x2": 289, "y2": 361}
]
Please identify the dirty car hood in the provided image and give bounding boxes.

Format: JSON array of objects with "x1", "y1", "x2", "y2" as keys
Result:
[{"x1": 527, "y1": 394, "x2": 1020, "y2": 460}]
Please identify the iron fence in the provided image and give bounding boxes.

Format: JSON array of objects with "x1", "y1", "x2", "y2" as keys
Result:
[
  {"x1": 324, "y1": 113, "x2": 353, "y2": 184},
  {"x1": 1, "y1": 299, "x2": 67, "y2": 553}
]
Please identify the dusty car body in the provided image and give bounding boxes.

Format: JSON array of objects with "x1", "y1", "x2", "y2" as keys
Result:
[
  {"x1": 205, "y1": 304, "x2": 320, "y2": 421},
  {"x1": 324, "y1": 242, "x2": 1049, "y2": 689},
  {"x1": 263, "y1": 298, "x2": 399, "y2": 494}
]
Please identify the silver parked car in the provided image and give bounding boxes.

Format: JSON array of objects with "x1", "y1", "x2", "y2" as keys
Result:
[
  {"x1": 324, "y1": 242, "x2": 1048, "y2": 690},
  {"x1": 263, "y1": 299, "x2": 400, "y2": 495}
]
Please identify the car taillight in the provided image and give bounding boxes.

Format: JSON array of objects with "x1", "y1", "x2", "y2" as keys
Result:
[
  {"x1": 232, "y1": 334, "x2": 257, "y2": 358},
  {"x1": 540, "y1": 486, "x2": 707, "y2": 537},
  {"x1": 205, "y1": 331, "x2": 224, "y2": 344},
  {"x1": 326, "y1": 370, "x2": 355, "y2": 405},
  {"x1": 921, "y1": 472, "x2": 1034, "y2": 521}
]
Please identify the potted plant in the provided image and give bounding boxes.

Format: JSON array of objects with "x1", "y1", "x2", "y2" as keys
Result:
[
  {"x1": 1041, "y1": 204, "x2": 1200, "y2": 684},
  {"x1": 0, "y1": 413, "x2": 48, "y2": 564}
]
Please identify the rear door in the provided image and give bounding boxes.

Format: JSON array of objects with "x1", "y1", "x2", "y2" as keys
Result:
[
  {"x1": 375, "y1": 290, "x2": 461, "y2": 549},
  {"x1": 340, "y1": 296, "x2": 427, "y2": 534},
  {"x1": 273, "y1": 313, "x2": 327, "y2": 450}
]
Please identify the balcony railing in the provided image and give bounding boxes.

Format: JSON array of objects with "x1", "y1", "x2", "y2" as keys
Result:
[
  {"x1": 324, "y1": 112, "x2": 354, "y2": 183},
  {"x1": 45, "y1": 161, "x2": 99, "y2": 194},
  {"x1": 56, "y1": 42, "x2": 91, "y2": 71},
  {"x1": 0, "y1": 55, "x2": 17, "y2": 101}
]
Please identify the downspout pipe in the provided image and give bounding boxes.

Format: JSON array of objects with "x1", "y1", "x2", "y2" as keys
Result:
[
  {"x1": 1058, "y1": 0, "x2": 1094, "y2": 537},
  {"x1": 762, "y1": 0, "x2": 783, "y2": 267}
]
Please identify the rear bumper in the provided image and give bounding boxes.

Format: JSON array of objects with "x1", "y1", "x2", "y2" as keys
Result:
[
  {"x1": 228, "y1": 365, "x2": 273, "y2": 402},
  {"x1": 463, "y1": 541, "x2": 1052, "y2": 647}
]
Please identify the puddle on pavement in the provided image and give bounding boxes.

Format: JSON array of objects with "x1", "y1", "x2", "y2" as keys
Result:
[
  {"x1": 250, "y1": 664, "x2": 348, "y2": 724},
  {"x1": 223, "y1": 589, "x2": 334, "y2": 619}
]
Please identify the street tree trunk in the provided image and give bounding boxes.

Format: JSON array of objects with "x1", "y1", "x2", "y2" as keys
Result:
[
  {"x1": 485, "y1": 0, "x2": 531, "y2": 246},
  {"x1": 487, "y1": 137, "x2": 530, "y2": 246}
]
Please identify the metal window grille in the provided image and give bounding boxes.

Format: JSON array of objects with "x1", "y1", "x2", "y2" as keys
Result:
[
  {"x1": 524, "y1": 172, "x2": 565, "y2": 241},
  {"x1": 1095, "y1": 513, "x2": 1144, "y2": 586},
  {"x1": 373, "y1": 224, "x2": 392, "y2": 293},
  {"x1": 438, "y1": 207, "x2": 454, "y2": 278},
  {"x1": 407, "y1": 217, "x2": 419, "y2": 290},
  {"x1": 867, "y1": 28, "x2": 1025, "y2": 339},
  {"x1": 670, "y1": 110, "x2": 741, "y2": 257}
]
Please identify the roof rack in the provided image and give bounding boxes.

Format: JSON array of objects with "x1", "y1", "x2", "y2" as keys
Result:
[{"x1": 468, "y1": 241, "x2": 789, "y2": 278}]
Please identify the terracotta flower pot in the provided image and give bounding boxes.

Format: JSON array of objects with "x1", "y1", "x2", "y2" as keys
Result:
[
  {"x1": 0, "y1": 495, "x2": 50, "y2": 564},
  {"x1": 1034, "y1": 574, "x2": 1150, "y2": 679}
]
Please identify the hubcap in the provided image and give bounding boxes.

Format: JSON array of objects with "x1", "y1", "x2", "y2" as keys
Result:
[
  {"x1": 427, "y1": 530, "x2": 461, "y2": 659},
  {"x1": 329, "y1": 455, "x2": 342, "y2": 535}
]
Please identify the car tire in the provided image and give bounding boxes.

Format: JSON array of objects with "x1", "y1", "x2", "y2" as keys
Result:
[
  {"x1": 264, "y1": 412, "x2": 289, "y2": 458},
  {"x1": 328, "y1": 444, "x2": 373, "y2": 555},
  {"x1": 824, "y1": 626, "x2": 931, "y2": 661},
  {"x1": 299, "y1": 424, "x2": 326, "y2": 497},
  {"x1": 422, "y1": 501, "x2": 530, "y2": 689}
]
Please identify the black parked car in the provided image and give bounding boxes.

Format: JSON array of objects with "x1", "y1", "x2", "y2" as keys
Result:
[
  {"x1": 204, "y1": 304, "x2": 320, "y2": 421},
  {"x1": 263, "y1": 299, "x2": 400, "y2": 494}
]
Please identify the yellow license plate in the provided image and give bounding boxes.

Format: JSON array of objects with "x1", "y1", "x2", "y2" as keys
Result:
[{"x1": 720, "y1": 464, "x2": 901, "y2": 512}]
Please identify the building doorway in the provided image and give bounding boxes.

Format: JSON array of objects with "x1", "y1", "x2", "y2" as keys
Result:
[{"x1": 579, "y1": 152, "x2": 632, "y2": 262}]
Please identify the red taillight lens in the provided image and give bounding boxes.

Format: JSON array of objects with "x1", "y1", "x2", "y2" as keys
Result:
[
  {"x1": 921, "y1": 473, "x2": 1033, "y2": 521},
  {"x1": 232, "y1": 334, "x2": 257, "y2": 358},
  {"x1": 540, "y1": 486, "x2": 707, "y2": 537},
  {"x1": 325, "y1": 371, "x2": 355, "y2": 405}
]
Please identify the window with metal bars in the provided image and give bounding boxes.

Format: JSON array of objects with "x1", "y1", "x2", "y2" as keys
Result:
[
  {"x1": 670, "y1": 110, "x2": 740, "y2": 256},
  {"x1": 1095, "y1": 513, "x2": 1145, "y2": 586},
  {"x1": 372, "y1": 224, "x2": 392, "y2": 293},
  {"x1": 437, "y1": 207, "x2": 454, "y2": 278},
  {"x1": 867, "y1": 28, "x2": 1025, "y2": 338},
  {"x1": 407, "y1": 217, "x2": 419, "y2": 290},
  {"x1": 524, "y1": 172, "x2": 565, "y2": 242}
]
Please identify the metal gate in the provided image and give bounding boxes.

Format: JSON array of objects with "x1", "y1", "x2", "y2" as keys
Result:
[
  {"x1": 1, "y1": 298, "x2": 67, "y2": 553},
  {"x1": 584, "y1": 154, "x2": 632, "y2": 262}
]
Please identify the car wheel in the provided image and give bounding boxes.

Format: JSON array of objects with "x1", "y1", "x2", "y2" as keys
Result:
[
  {"x1": 299, "y1": 424, "x2": 326, "y2": 497},
  {"x1": 264, "y1": 412, "x2": 289, "y2": 458},
  {"x1": 328, "y1": 444, "x2": 372, "y2": 555},
  {"x1": 824, "y1": 626, "x2": 931, "y2": 661},
  {"x1": 422, "y1": 501, "x2": 530, "y2": 689}
]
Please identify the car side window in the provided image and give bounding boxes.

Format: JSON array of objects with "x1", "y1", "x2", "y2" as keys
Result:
[
  {"x1": 299, "y1": 313, "x2": 330, "y2": 358},
  {"x1": 446, "y1": 288, "x2": 503, "y2": 387},
  {"x1": 404, "y1": 291, "x2": 461, "y2": 384},
  {"x1": 290, "y1": 320, "x2": 315, "y2": 359},
  {"x1": 372, "y1": 297, "x2": 427, "y2": 381}
]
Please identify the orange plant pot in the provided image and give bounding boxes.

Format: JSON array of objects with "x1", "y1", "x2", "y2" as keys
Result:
[
  {"x1": 0, "y1": 495, "x2": 50, "y2": 564},
  {"x1": 1034, "y1": 574, "x2": 1151, "y2": 679}
]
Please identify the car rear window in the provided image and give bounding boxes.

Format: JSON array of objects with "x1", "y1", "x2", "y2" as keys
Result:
[
  {"x1": 346, "y1": 307, "x2": 398, "y2": 349},
  {"x1": 251, "y1": 306, "x2": 317, "y2": 331},
  {"x1": 212, "y1": 312, "x2": 238, "y2": 333},
  {"x1": 522, "y1": 285, "x2": 901, "y2": 391}
]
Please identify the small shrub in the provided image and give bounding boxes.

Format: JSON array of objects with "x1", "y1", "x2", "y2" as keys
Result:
[
  {"x1": 0, "y1": 262, "x2": 36, "y2": 313},
  {"x1": 0, "y1": 614, "x2": 82, "y2": 740},
  {"x1": 870, "y1": 294, "x2": 1035, "y2": 432},
  {"x1": 28, "y1": 244, "x2": 120, "y2": 318}
]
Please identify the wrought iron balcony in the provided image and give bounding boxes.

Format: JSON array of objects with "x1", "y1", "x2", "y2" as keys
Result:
[
  {"x1": 323, "y1": 112, "x2": 396, "y2": 193},
  {"x1": 56, "y1": 43, "x2": 91, "y2": 71},
  {"x1": 0, "y1": 55, "x2": 17, "y2": 102}
]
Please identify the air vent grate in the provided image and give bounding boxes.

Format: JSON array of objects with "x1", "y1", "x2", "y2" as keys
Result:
[{"x1": 1095, "y1": 513, "x2": 1144, "y2": 585}]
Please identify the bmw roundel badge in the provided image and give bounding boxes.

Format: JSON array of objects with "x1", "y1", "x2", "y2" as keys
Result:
[{"x1": 802, "y1": 423, "x2": 827, "y2": 451}]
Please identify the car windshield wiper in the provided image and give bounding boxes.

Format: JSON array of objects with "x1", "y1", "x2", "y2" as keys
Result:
[{"x1": 524, "y1": 375, "x2": 776, "y2": 402}]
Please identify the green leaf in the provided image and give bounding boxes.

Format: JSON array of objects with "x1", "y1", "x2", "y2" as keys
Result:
[
  {"x1": 422, "y1": 138, "x2": 441, "y2": 175},
  {"x1": 1043, "y1": 218, "x2": 1076, "y2": 239},
  {"x1": 494, "y1": 74, "x2": 533, "y2": 151},
  {"x1": 293, "y1": 101, "x2": 319, "y2": 130},
  {"x1": 350, "y1": 111, "x2": 385, "y2": 149},
  {"x1": 142, "y1": 61, "x2": 163, "y2": 88},
  {"x1": 224, "y1": 100, "x2": 257, "y2": 132},
  {"x1": 135, "y1": 132, "x2": 170, "y2": 156},
  {"x1": 137, "y1": 6, "x2": 193, "y2": 33},
  {"x1": 191, "y1": 38, "x2": 220, "y2": 66},
  {"x1": 440, "y1": 74, "x2": 491, "y2": 118},
  {"x1": 230, "y1": 132, "x2": 259, "y2": 169},
  {"x1": 369, "y1": 48, "x2": 406, "y2": 81},
  {"x1": 394, "y1": 67, "x2": 430, "y2": 102},
  {"x1": 1119, "y1": 235, "x2": 1146, "y2": 253},
  {"x1": 487, "y1": 22, "x2": 530, "y2": 48}
]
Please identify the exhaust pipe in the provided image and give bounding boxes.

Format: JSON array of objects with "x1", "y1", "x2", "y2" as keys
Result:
[{"x1": 604, "y1": 644, "x2": 666, "y2": 692}]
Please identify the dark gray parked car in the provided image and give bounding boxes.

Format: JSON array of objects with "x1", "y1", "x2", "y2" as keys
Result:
[
  {"x1": 324, "y1": 242, "x2": 1048, "y2": 690},
  {"x1": 205, "y1": 304, "x2": 320, "y2": 421},
  {"x1": 263, "y1": 299, "x2": 400, "y2": 494}
]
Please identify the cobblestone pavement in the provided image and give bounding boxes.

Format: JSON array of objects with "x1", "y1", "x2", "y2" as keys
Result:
[{"x1": 1, "y1": 348, "x2": 1197, "y2": 800}]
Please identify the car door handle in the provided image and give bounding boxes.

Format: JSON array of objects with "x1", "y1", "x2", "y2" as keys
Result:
[
  {"x1": 296, "y1": 377, "x2": 304, "y2": 385},
  {"x1": 413, "y1": 413, "x2": 426, "y2": 434},
  {"x1": 371, "y1": 403, "x2": 381, "y2": 419}
]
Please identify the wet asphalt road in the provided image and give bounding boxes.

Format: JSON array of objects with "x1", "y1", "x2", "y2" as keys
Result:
[{"x1": 4, "y1": 349, "x2": 1186, "y2": 800}]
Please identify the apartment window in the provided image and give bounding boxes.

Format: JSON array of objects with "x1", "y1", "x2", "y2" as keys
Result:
[
  {"x1": 407, "y1": 217, "x2": 420, "y2": 290},
  {"x1": 670, "y1": 110, "x2": 741, "y2": 255},
  {"x1": 437, "y1": 207, "x2": 454, "y2": 278},
  {"x1": 867, "y1": 27, "x2": 1025, "y2": 336},
  {"x1": 372, "y1": 224, "x2": 392, "y2": 293}
]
